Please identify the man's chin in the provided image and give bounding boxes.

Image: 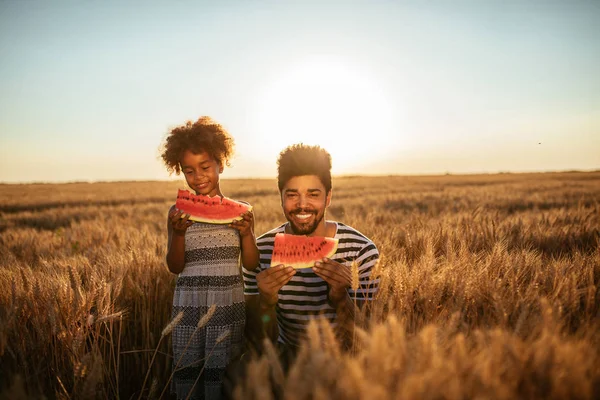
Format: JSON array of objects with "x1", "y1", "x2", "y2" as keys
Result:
[{"x1": 288, "y1": 222, "x2": 317, "y2": 235}]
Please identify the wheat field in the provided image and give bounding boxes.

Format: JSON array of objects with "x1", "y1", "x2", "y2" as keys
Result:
[{"x1": 0, "y1": 172, "x2": 599, "y2": 399}]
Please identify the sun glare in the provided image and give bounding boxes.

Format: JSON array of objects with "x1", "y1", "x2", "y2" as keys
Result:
[{"x1": 253, "y1": 56, "x2": 396, "y2": 174}]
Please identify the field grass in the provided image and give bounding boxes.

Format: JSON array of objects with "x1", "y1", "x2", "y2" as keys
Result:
[{"x1": 1, "y1": 172, "x2": 599, "y2": 399}]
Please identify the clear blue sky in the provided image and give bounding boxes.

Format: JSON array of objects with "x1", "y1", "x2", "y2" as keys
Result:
[{"x1": 1, "y1": 0, "x2": 598, "y2": 183}]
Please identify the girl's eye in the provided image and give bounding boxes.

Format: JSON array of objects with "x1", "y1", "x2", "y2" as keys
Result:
[{"x1": 203, "y1": 167, "x2": 210, "y2": 171}]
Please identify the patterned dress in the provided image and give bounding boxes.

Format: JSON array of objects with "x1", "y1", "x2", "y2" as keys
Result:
[{"x1": 171, "y1": 222, "x2": 246, "y2": 400}]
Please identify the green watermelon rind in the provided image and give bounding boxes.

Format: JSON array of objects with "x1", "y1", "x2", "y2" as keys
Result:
[
  {"x1": 270, "y1": 233, "x2": 339, "y2": 269},
  {"x1": 175, "y1": 189, "x2": 252, "y2": 224}
]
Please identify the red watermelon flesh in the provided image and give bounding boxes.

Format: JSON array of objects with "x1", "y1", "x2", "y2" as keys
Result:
[
  {"x1": 175, "y1": 189, "x2": 252, "y2": 224},
  {"x1": 270, "y1": 233, "x2": 339, "y2": 269}
]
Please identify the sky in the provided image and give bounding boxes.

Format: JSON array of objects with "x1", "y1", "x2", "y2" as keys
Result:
[{"x1": 1, "y1": 0, "x2": 599, "y2": 183}]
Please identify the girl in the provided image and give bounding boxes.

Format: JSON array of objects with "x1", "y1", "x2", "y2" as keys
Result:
[{"x1": 161, "y1": 117, "x2": 259, "y2": 400}]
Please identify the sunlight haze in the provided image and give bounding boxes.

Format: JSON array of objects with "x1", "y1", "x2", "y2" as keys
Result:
[{"x1": 1, "y1": 0, "x2": 598, "y2": 183}]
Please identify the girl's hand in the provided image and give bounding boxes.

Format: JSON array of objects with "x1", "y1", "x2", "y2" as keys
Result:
[
  {"x1": 230, "y1": 210, "x2": 254, "y2": 237},
  {"x1": 168, "y1": 208, "x2": 193, "y2": 236}
]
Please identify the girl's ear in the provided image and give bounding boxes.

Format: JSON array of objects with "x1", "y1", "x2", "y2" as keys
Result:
[{"x1": 218, "y1": 162, "x2": 224, "y2": 174}]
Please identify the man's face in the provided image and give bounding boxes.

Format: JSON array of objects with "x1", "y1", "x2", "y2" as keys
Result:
[{"x1": 281, "y1": 175, "x2": 331, "y2": 236}]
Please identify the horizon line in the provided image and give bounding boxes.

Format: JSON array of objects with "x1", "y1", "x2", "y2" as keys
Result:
[{"x1": 1, "y1": 168, "x2": 599, "y2": 186}]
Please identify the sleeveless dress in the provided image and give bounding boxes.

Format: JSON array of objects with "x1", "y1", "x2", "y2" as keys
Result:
[{"x1": 171, "y1": 221, "x2": 246, "y2": 400}]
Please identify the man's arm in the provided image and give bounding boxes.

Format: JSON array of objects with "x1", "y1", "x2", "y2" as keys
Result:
[
  {"x1": 244, "y1": 294, "x2": 275, "y2": 350},
  {"x1": 244, "y1": 265, "x2": 296, "y2": 349},
  {"x1": 245, "y1": 294, "x2": 279, "y2": 344}
]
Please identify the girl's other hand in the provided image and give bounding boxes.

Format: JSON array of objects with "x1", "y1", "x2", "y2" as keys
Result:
[
  {"x1": 230, "y1": 211, "x2": 254, "y2": 237},
  {"x1": 169, "y1": 208, "x2": 193, "y2": 235}
]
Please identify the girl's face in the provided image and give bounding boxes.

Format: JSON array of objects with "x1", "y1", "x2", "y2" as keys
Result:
[{"x1": 180, "y1": 149, "x2": 223, "y2": 197}]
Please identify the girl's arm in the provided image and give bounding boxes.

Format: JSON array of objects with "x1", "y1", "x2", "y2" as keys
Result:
[
  {"x1": 240, "y1": 232, "x2": 260, "y2": 271},
  {"x1": 166, "y1": 205, "x2": 193, "y2": 274},
  {"x1": 231, "y1": 210, "x2": 260, "y2": 271}
]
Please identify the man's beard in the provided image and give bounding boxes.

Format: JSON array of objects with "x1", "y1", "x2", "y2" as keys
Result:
[{"x1": 287, "y1": 208, "x2": 324, "y2": 235}]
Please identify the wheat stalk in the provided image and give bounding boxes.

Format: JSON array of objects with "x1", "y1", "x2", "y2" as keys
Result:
[
  {"x1": 198, "y1": 304, "x2": 217, "y2": 329},
  {"x1": 96, "y1": 311, "x2": 125, "y2": 324},
  {"x1": 161, "y1": 311, "x2": 184, "y2": 337},
  {"x1": 184, "y1": 329, "x2": 231, "y2": 400},
  {"x1": 158, "y1": 304, "x2": 217, "y2": 400},
  {"x1": 137, "y1": 311, "x2": 183, "y2": 400}
]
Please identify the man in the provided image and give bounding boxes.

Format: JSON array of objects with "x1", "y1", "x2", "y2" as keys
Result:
[{"x1": 242, "y1": 144, "x2": 379, "y2": 355}]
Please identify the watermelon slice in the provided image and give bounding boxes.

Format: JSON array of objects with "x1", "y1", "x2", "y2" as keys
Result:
[
  {"x1": 270, "y1": 233, "x2": 339, "y2": 269},
  {"x1": 175, "y1": 189, "x2": 252, "y2": 224}
]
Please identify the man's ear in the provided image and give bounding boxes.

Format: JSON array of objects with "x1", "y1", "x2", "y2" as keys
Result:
[{"x1": 326, "y1": 190, "x2": 332, "y2": 207}]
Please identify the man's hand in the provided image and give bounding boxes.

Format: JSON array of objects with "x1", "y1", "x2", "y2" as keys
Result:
[
  {"x1": 168, "y1": 208, "x2": 193, "y2": 236},
  {"x1": 230, "y1": 211, "x2": 254, "y2": 237},
  {"x1": 313, "y1": 258, "x2": 351, "y2": 306},
  {"x1": 256, "y1": 265, "x2": 296, "y2": 307}
]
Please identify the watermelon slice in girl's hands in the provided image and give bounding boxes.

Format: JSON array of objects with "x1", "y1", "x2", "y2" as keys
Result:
[
  {"x1": 270, "y1": 233, "x2": 339, "y2": 269},
  {"x1": 175, "y1": 189, "x2": 252, "y2": 224}
]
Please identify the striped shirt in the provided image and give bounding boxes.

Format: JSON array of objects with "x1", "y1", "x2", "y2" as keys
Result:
[{"x1": 242, "y1": 222, "x2": 379, "y2": 347}]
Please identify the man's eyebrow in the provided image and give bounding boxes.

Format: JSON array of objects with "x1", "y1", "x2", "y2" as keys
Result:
[{"x1": 284, "y1": 188, "x2": 322, "y2": 194}]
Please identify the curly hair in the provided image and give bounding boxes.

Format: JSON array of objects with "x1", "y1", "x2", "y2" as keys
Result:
[
  {"x1": 161, "y1": 116, "x2": 235, "y2": 175},
  {"x1": 277, "y1": 144, "x2": 332, "y2": 192}
]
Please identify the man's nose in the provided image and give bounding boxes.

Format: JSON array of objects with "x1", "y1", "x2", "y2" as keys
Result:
[{"x1": 297, "y1": 195, "x2": 308, "y2": 208}]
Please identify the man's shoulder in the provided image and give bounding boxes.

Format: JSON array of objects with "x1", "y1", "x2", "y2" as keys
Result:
[
  {"x1": 335, "y1": 222, "x2": 374, "y2": 243},
  {"x1": 257, "y1": 223, "x2": 287, "y2": 245}
]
